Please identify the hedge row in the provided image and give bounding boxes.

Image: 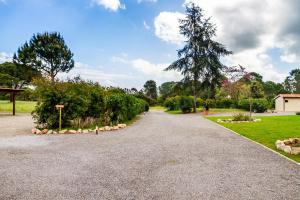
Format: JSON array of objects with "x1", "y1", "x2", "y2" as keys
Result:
[
  {"x1": 33, "y1": 79, "x2": 148, "y2": 129},
  {"x1": 164, "y1": 96, "x2": 270, "y2": 113}
]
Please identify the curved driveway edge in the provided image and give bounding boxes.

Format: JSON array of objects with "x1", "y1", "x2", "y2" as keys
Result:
[{"x1": 0, "y1": 111, "x2": 299, "y2": 200}]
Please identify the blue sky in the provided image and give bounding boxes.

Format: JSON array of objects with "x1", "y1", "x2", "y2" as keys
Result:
[{"x1": 1, "y1": 0, "x2": 300, "y2": 88}]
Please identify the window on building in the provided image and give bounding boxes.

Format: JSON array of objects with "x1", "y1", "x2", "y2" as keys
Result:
[{"x1": 285, "y1": 100, "x2": 288, "y2": 103}]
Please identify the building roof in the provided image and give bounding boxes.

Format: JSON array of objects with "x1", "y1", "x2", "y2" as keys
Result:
[{"x1": 275, "y1": 94, "x2": 300, "y2": 99}]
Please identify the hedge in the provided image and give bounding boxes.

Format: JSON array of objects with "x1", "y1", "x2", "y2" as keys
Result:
[{"x1": 32, "y1": 79, "x2": 148, "y2": 129}]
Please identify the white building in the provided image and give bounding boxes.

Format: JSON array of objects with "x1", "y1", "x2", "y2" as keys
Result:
[{"x1": 275, "y1": 94, "x2": 300, "y2": 112}]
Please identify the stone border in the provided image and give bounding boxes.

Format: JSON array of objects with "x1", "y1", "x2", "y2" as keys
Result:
[
  {"x1": 32, "y1": 124, "x2": 127, "y2": 135},
  {"x1": 276, "y1": 138, "x2": 300, "y2": 155}
]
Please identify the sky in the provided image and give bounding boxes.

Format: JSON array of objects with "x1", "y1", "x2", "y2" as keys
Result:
[{"x1": 0, "y1": 0, "x2": 300, "y2": 89}]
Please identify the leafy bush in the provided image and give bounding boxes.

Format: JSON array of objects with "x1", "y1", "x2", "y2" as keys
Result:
[
  {"x1": 215, "y1": 98, "x2": 234, "y2": 108},
  {"x1": 178, "y1": 96, "x2": 193, "y2": 113},
  {"x1": 164, "y1": 96, "x2": 180, "y2": 111},
  {"x1": 196, "y1": 98, "x2": 204, "y2": 108},
  {"x1": 232, "y1": 113, "x2": 252, "y2": 121},
  {"x1": 296, "y1": 112, "x2": 300, "y2": 115},
  {"x1": 204, "y1": 99, "x2": 216, "y2": 110},
  {"x1": 32, "y1": 79, "x2": 147, "y2": 129},
  {"x1": 238, "y1": 99, "x2": 268, "y2": 113}
]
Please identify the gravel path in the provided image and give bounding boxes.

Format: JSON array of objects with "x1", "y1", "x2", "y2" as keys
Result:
[
  {"x1": 0, "y1": 114, "x2": 34, "y2": 138},
  {"x1": 0, "y1": 111, "x2": 299, "y2": 200}
]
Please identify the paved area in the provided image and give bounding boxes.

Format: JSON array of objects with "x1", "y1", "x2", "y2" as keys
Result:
[
  {"x1": 0, "y1": 114, "x2": 34, "y2": 138},
  {"x1": 0, "y1": 111, "x2": 299, "y2": 200}
]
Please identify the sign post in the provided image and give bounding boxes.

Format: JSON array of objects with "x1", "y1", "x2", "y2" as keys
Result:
[{"x1": 55, "y1": 105, "x2": 64, "y2": 131}]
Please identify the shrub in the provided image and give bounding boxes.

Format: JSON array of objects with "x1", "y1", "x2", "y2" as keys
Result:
[
  {"x1": 164, "y1": 96, "x2": 179, "y2": 111},
  {"x1": 32, "y1": 79, "x2": 147, "y2": 129},
  {"x1": 296, "y1": 112, "x2": 300, "y2": 115},
  {"x1": 215, "y1": 98, "x2": 234, "y2": 108},
  {"x1": 178, "y1": 96, "x2": 193, "y2": 113},
  {"x1": 204, "y1": 99, "x2": 216, "y2": 110},
  {"x1": 238, "y1": 99, "x2": 268, "y2": 113},
  {"x1": 196, "y1": 98, "x2": 204, "y2": 108},
  {"x1": 232, "y1": 113, "x2": 252, "y2": 121}
]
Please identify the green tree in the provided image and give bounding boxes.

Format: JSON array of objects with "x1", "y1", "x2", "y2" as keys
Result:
[
  {"x1": 143, "y1": 80, "x2": 158, "y2": 99},
  {"x1": 283, "y1": 69, "x2": 300, "y2": 93},
  {"x1": 159, "y1": 81, "x2": 177, "y2": 100},
  {"x1": 165, "y1": 3, "x2": 232, "y2": 112},
  {"x1": 0, "y1": 62, "x2": 40, "y2": 88},
  {"x1": 250, "y1": 81, "x2": 264, "y2": 98},
  {"x1": 13, "y1": 32, "x2": 74, "y2": 82},
  {"x1": 263, "y1": 81, "x2": 285, "y2": 99}
]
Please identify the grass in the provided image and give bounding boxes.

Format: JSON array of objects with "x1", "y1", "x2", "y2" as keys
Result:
[
  {"x1": 0, "y1": 100, "x2": 37, "y2": 113},
  {"x1": 150, "y1": 106, "x2": 166, "y2": 111},
  {"x1": 207, "y1": 115, "x2": 300, "y2": 163}
]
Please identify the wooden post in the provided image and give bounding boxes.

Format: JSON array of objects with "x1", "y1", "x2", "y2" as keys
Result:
[
  {"x1": 55, "y1": 105, "x2": 64, "y2": 131},
  {"x1": 12, "y1": 92, "x2": 16, "y2": 116}
]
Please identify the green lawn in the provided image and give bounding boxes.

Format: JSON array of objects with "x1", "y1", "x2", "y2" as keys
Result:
[
  {"x1": 0, "y1": 100, "x2": 37, "y2": 113},
  {"x1": 207, "y1": 115, "x2": 300, "y2": 163}
]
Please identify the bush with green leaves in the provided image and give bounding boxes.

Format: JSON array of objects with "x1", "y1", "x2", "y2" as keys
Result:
[
  {"x1": 196, "y1": 98, "x2": 204, "y2": 108},
  {"x1": 32, "y1": 79, "x2": 147, "y2": 129},
  {"x1": 164, "y1": 96, "x2": 180, "y2": 111},
  {"x1": 178, "y1": 96, "x2": 193, "y2": 113},
  {"x1": 215, "y1": 98, "x2": 234, "y2": 108},
  {"x1": 238, "y1": 98, "x2": 269, "y2": 113}
]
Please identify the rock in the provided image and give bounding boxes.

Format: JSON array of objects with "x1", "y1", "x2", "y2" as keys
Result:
[
  {"x1": 36, "y1": 129, "x2": 42, "y2": 135},
  {"x1": 282, "y1": 146, "x2": 292, "y2": 154},
  {"x1": 77, "y1": 129, "x2": 82, "y2": 133},
  {"x1": 31, "y1": 128, "x2": 37, "y2": 134},
  {"x1": 59, "y1": 130, "x2": 67, "y2": 134},
  {"x1": 83, "y1": 129, "x2": 89, "y2": 134},
  {"x1": 117, "y1": 124, "x2": 127, "y2": 128},
  {"x1": 113, "y1": 126, "x2": 119, "y2": 130},
  {"x1": 291, "y1": 147, "x2": 300, "y2": 155},
  {"x1": 53, "y1": 131, "x2": 58, "y2": 134},
  {"x1": 47, "y1": 130, "x2": 53, "y2": 134},
  {"x1": 41, "y1": 129, "x2": 48, "y2": 134},
  {"x1": 104, "y1": 126, "x2": 111, "y2": 131},
  {"x1": 99, "y1": 128, "x2": 105, "y2": 132},
  {"x1": 67, "y1": 130, "x2": 77, "y2": 134}
]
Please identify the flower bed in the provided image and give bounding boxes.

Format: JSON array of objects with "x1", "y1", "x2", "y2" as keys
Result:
[{"x1": 217, "y1": 118, "x2": 261, "y2": 123}]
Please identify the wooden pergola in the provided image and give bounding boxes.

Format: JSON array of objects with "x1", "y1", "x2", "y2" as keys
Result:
[{"x1": 0, "y1": 88, "x2": 24, "y2": 115}]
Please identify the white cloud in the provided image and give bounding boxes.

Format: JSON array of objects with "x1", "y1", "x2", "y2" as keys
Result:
[
  {"x1": 112, "y1": 55, "x2": 182, "y2": 84},
  {"x1": 0, "y1": 52, "x2": 12, "y2": 63},
  {"x1": 143, "y1": 21, "x2": 150, "y2": 30},
  {"x1": 154, "y1": 12, "x2": 185, "y2": 45},
  {"x1": 58, "y1": 62, "x2": 133, "y2": 86},
  {"x1": 153, "y1": 0, "x2": 300, "y2": 82},
  {"x1": 91, "y1": 0, "x2": 125, "y2": 11}
]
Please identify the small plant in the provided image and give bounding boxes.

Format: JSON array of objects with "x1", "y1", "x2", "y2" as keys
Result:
[
  {"x1": 71, "y1": 117, "x2": 98, "y2": 129},
  {"x1": 232, "y1": 113, "x2": 253, "y2": 121}
]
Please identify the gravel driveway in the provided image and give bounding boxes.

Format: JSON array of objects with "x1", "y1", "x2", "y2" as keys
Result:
[{"x1": 0, "y1": 111, "x2": 299, "y2": 200}]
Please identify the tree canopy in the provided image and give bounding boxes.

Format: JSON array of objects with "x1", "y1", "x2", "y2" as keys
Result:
[
  {"x1": 165, "y1": 3, "x2": 232, "y2": 112},
  {"x1": 0, "y1": 62, "x2": 40, "y2": 88},
  {"x1": 143, "y1": 80, "x2": 158, "y2": 100},
  {"x1": 13, "y1": 32, "x2": 74, "y2": 82}
]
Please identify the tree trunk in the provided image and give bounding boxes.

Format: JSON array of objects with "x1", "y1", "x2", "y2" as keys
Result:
[{"x1": 192, "y1": 80, "x2": 197, "y2": 113}]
